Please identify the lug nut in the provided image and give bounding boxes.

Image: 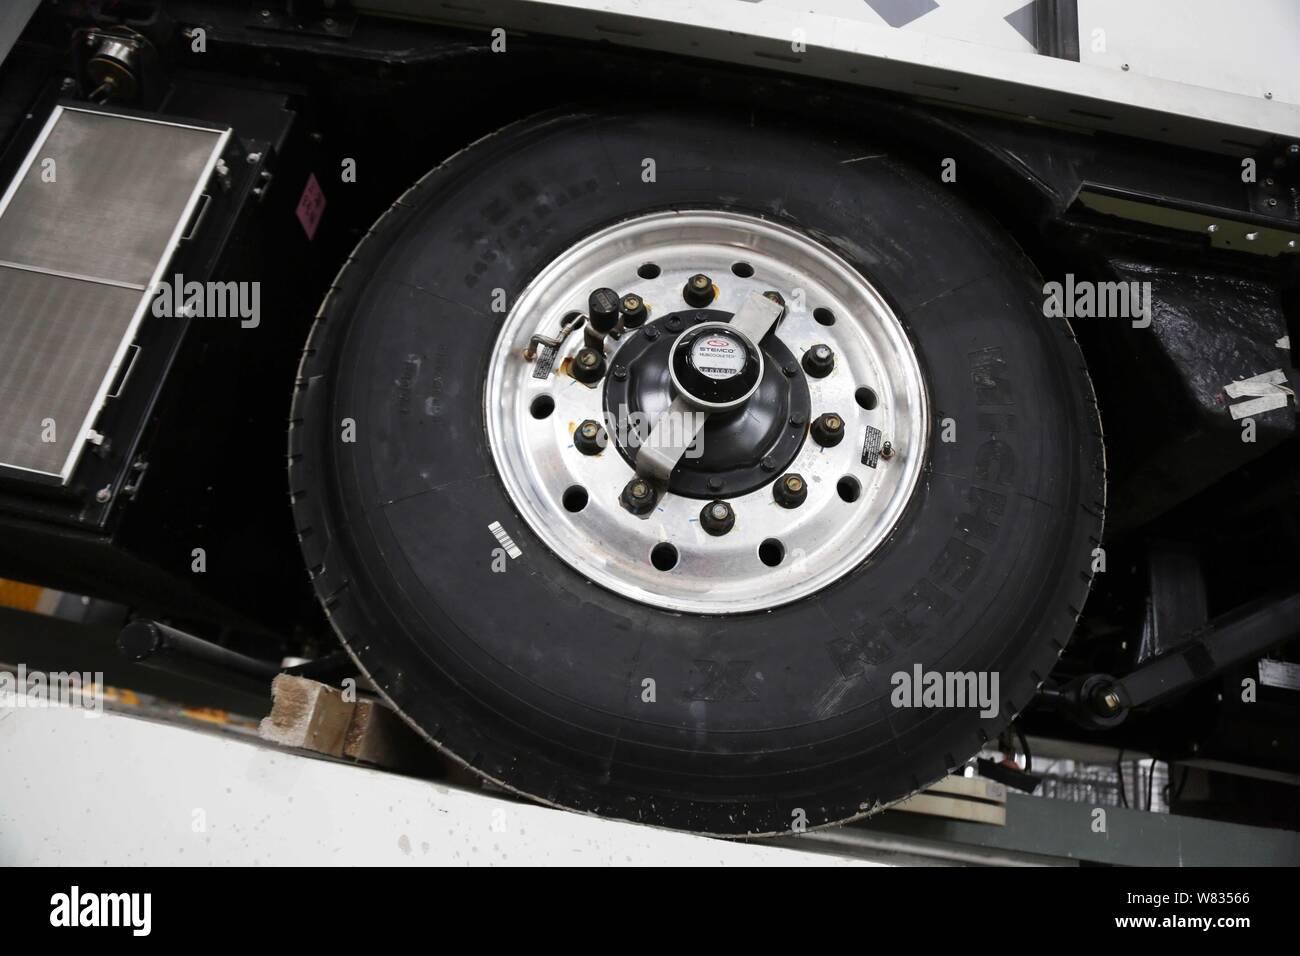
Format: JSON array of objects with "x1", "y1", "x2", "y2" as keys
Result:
[
  {"x1": 621, "y1": 477, "x2": 658, "y2": 515},
  {"x1": 571, "y1": 347, "x2": 607, "y2": 384},
  {"x1": 683, "y1": 273, "x2": 715, "y2": 307},
  {"x1": 575, "y1": 419, "x2": 607, "y2": 455},
  {"x1": 700, "y1": 500, "x2": 735, "y2": 536},
  {"x1": 811, "y1": 412, "x2": 845, "y2": 447},
  {"x1": 620, "y1": 293, "x2": 647, "y2": 329},
  {"x1": 802, "y1": 343, "x2": 835, "y2": 378},
  {"x1": 773, "y1": 472, "x2": 807, "y2": 508}
]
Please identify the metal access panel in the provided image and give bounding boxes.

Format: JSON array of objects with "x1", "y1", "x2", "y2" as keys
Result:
[{"x1": 0, "y1": 106, "x2": 229, "y2": 484}]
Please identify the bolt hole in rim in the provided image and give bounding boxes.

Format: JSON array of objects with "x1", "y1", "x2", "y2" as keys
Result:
[
  {"x1": 562, "y1": 485, "x2": 589, "y2": 513},
  {"x1": 486, "y1": 210, "x2": 928, "y2": 614},
  {"x1": 759, "y1": 538, "x2": 785, "y2": 567},
  {"x1": 651, "y1": 542, "x2": 679, "y2": 571}
]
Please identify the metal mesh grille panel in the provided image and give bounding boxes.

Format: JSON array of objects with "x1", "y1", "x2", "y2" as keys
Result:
[
  {"x1": 0, "y1": 266, "x2": 142, "y2": 477},
  {"x1": 0, "y1": 108, "x2": 226, "y2": 481}
]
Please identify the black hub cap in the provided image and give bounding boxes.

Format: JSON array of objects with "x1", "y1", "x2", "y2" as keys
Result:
[{"x1": 603, "y1": 308, "x2": 810, "y2": 498}]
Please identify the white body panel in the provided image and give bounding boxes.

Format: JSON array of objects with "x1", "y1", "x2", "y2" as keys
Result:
[{"x1": 362, "y1": 0, "x2": 1300, "y2": 151}]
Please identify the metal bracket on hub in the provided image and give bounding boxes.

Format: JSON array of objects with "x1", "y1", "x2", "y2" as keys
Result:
[{"x1": 635, "y1": 292, "x2": 784, "y2": 484}]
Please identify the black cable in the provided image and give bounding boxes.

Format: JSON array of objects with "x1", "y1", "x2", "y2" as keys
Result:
[
  {"x1": 1116, "y1": 748, "x2": 1128, "y2": 808},
  {"x1": 1145, "y1": 758, "x2": 1156, "y2": 811}
]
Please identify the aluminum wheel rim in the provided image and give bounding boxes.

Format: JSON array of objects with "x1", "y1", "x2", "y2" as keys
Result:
[{"x1": 485, "y1": 210, "x2": 928, "y2": 614}]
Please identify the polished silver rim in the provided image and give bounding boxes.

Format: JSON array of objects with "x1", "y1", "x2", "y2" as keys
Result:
[{"x1": 485, "y1": 210, "x2": 928, "y2": 614}]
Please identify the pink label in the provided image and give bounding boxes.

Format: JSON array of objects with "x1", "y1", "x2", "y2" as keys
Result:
[{"x1": 295, "y1": 173, "x2": 326, "y2": 240}]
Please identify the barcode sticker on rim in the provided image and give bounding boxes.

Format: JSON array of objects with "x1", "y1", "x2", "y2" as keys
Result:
[{"x1": 488, "y1": 521, "x2": 522, "y2": 559}]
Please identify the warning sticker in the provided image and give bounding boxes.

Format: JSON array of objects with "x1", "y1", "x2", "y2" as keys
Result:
[
  {"x1": 861, "y1": 425, "x2": 883, "y2": 468},
  {"x1": 295, "y1": 173, "x2": 327, "y2": 240},
  {"x1": 532, "y1": 345, "x2": 557, "y2": 379}
]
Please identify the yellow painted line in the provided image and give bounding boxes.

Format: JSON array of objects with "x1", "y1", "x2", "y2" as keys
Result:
[{"x1": 0, "y1": 579, "x2": 44, "y2": 612}]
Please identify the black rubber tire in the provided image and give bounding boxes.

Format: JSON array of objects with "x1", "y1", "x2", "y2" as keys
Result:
[{"x1": 289, "y1": 109, "x2": 1105, "y2": 836}]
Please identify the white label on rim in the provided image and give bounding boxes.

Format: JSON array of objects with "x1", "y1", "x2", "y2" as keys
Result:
[{"x1": 691, "y1": 334, "x2": 746, "y2": 380}]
